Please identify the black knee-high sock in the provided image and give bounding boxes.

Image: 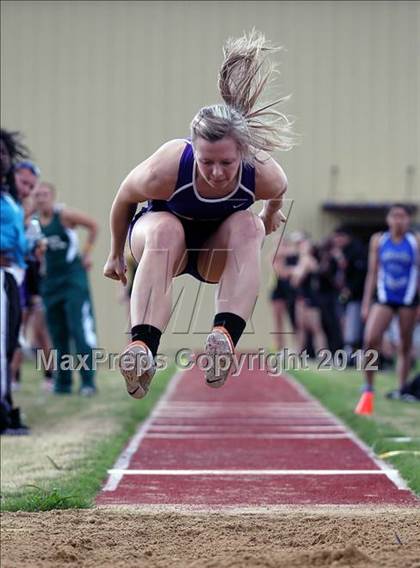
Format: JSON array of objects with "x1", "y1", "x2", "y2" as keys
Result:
[
  {"x1": 131, "y1": 324, "x2": 162, "y2": 357},
  {"x1": 213, "y1": 312, "x2": 246, "y2": 347}
]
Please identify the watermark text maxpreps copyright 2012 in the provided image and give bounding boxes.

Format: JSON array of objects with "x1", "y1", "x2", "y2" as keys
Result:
[{"x1": 36, "y1": 347, "x2": 379, "y2": 376}]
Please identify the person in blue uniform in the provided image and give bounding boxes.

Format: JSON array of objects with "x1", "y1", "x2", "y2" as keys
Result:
[
  {"x1": 104, "y1": 31, "x2": 293, "y2": 398},
  {"x1": 358, "y1": 203, "x2": 419, "y2": 410},
  {"x1": 0, "y1": 128, "x2": 32, "y2": 434}
]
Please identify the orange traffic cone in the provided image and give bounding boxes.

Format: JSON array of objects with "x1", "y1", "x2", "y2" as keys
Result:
[{"x1": 354, "y1": 391, "x2": 374, "y2": 415}]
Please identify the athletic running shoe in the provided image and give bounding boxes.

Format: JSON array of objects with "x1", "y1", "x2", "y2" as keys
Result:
[
  {"x1": 42, "y1": 378, "x2": 54, "y2": 393},
  {"x1": 385, "y1": 389, "x2": 420, "y2": 403},
  {"x1": 1, "y1": 425, "x2": 30, "y2": 436},
  {"x1": 400, "y1": 393, "x2": 420, "y2": 403},
  {"x1": 385, "y1": 389, "x2": 402, "y2": 400},
  {"x1": 204, "y1": 326, "x2": 234, "y2": 388},
  {"x1": 1, "y1": 408, "x2": 30, "y2": 436},
  {"x1": 79, "y1": 385, "x2": 97, "y2": 397},
  {"x1": 118, "y1": 341, "x2": 156, "y2": 399}
]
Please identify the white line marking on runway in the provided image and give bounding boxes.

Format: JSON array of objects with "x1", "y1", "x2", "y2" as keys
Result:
[
  {"x1": 144, "y1": 433, "x2": 350, "y2": 439},
  {"x1": 148, "y1": 425, "x2": 346, "y2": 432},
  {"x1": 102, "y1": 371, "x2": 184, "y2": 492},
  {"x1": 282, "y1": 374, "x2": 411, "y2": 491},
  {"x1": 107, "y1": 469, "x2": 384, "y2": 476},
  {"x1": 160, "y1": 402, "x2": 322, "y2": 407},
  {"x1": 153, "y1": 418, "x2": 333, "y2": 422},
  {"x1": 151, "y1": 426, "x2": 338, "y2": 431},
  {"x1": 156, "y1": 413, "x2": 331, "y2": 418}
]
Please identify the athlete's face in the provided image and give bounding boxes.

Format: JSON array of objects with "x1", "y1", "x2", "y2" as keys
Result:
[
  {"x1": 195, "y1": 136, "x2": 241, "y2": 190},
  {"x1": 386, "y1": 207, "x2": 410, "y2": 234},
  {"x1": 32, "y1": 184, "x2": 54, "y2": 211},
  {"x1": 14, "y1": 168, "x2": 38, "y2": 200}
]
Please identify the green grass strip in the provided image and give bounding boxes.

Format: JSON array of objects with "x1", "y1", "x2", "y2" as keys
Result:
[
  {"x1": 291, "y1": 366, "x2": 420, "y2": 496},
  {"x1": 1, "y1": 364, "x2": 174, "y2": 511}
]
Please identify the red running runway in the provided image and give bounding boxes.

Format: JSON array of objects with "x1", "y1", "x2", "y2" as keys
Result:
[{"x1": 97, "y1": 366, "x2": 417, "y2": 506}]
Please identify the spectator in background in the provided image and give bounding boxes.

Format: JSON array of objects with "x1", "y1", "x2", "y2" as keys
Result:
[
  {"x1": 269, "y1": 236, "x2": 299, "y2": 351},
  {"x1": 10, "y1": 160, "x2": 40, "y2": 389},
  {"x1": 357, "y1": 204, "x2": 419, "y2": 413},
  {"x1": 317, "y1": 236, "x2": 344, "y2": 352},
  {"x1": 290, "y1": 233, "x2": 328, "y2": 356},
  {"x1": 331, "y1": 226, "x2": 367, "y2": 358},
  {"x1": 14, "y1": 161, "x2": 40, "y2": 218},
  {"x1": 12, "y1": 161, "x2": 54, "y2": 391},
  {"x1": 0, "y1": 128, "x2": 31, "y2": 434},
  {"x1": 32, "y1": 182, "x2": 99, "y2": 396}
]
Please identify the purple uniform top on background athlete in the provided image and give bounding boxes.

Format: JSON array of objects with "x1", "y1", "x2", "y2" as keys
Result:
[{"x1": 129, "y1": 140, "x2": 257, "y2": 282}]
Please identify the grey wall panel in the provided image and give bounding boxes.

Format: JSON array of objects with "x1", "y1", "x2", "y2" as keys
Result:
[{"x1": 2, "y1": 1, "x2": 419, "y2": 352}]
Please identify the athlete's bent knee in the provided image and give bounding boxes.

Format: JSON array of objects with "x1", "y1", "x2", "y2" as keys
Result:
[
  {"x1": 229, "y1": 211, "x2": 265, "y2": 245},
  {"x1": 145, "y1": 216, "x2": 185, "y2": 251}
]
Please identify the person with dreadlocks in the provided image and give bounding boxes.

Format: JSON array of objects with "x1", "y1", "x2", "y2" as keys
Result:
[
  {"x1": 104, "y1": 30, "x2": 294, "y2": 399},
  {"x1": 0, "y1": 128, "x2": 32, "y2": 433}
]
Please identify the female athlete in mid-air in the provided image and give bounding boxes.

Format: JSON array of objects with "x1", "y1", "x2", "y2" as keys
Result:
[{"x1": 104, "y1": 30, "x2": 294, "y2": 398}]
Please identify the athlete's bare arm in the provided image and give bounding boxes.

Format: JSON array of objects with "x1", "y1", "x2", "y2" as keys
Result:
[
  {"x1": 361, "y1": 232, "x2": 381, "y2": 320},
  {"x1": 254, "y1": 156, "x2": 288, "y2": 235},
  {"x1": 61, "y1": 208, "x2": 98, "y2": 237},
  {"x1": 104, "y1": 139, "x2": 186, "y2": 283},
  {"x1": 60, "y1": 208, "x2": 98, "y2": 270}
]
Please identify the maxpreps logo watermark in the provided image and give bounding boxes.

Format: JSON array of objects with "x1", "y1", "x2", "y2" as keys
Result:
[{"x1": 36, "y1": 347, "x2": 378, "y2": 376}]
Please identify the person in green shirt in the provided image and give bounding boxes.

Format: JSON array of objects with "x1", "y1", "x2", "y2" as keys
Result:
[{"x1": 32, "y1": 182, "x2": 99, "y2": 395}]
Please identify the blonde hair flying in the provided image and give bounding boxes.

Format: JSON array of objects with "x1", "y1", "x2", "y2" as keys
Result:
[{"x1": 190, "y1": 29, "x2": 295, "y2": 163}]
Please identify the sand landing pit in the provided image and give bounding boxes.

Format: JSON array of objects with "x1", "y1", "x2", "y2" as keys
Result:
[{"x1": 2, "y1": 506, "x2": 420, "y2": 567}]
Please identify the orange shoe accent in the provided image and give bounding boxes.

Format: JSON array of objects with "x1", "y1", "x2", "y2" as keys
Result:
[
  {"x1": 212, "y1": 326, "x2": 235, "y2": 353},
  {"x1": 354, "y1": 391, "x2": 374, "y2": 415},
  {"x1": 122, "y1": 340, "x2": 149, "y2": 353}
]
